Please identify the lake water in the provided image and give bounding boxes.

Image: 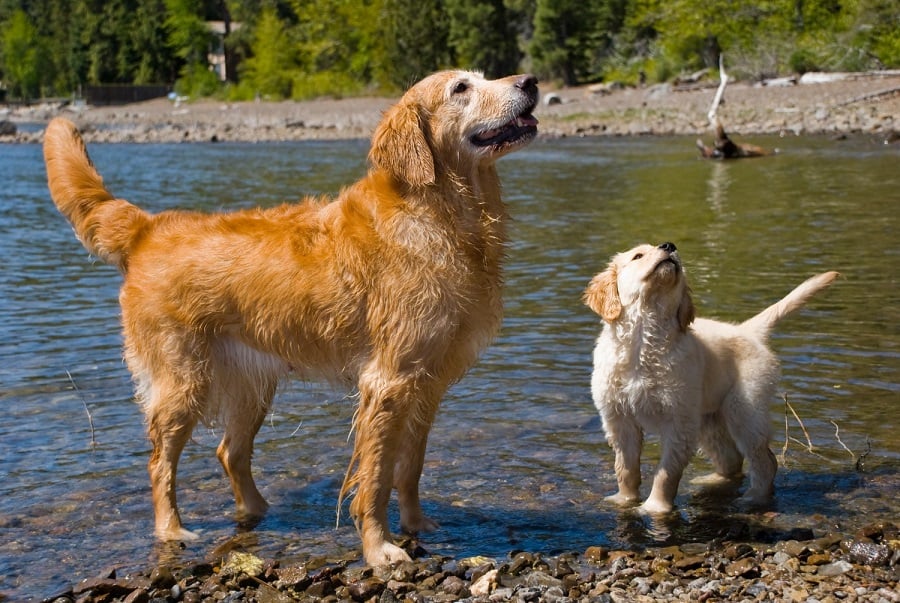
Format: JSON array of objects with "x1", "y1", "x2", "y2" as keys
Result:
[{"x1": 0, "y1": 134, "x2": 897, "y2": 600}]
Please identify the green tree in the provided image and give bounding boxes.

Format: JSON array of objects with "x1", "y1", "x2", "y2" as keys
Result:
[
  {"x1": 379, "y1": 0, "x2": 451, "y2": 89},
  {"x1": 290, "y1": 0, "x2": 383, "y2": 97},
  {"x1": 0, "y1": 9, "x2": 51, "y2": 98},
  {"x1": 131, "y1": 0, "x2": 178, "y2": 83},
  {"x1": 529, "y1": 0, "x2": 621, "y2": 85},
  {"x1": 850, "y1": 0, "x2": 900, "y2": 68},
  {"x1": 164, "y1": 0, "x2": 218, "y2": 95},
  {"x1": 237, "y1": 6, "x2": 295, "y2": 98},
  {"x1": 446, "y1": 0, "x2": 521, "y2": 77}
]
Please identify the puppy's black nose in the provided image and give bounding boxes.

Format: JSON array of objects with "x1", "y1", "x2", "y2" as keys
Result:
[
  {"x1": 515, "y1": 74, "x2": 538, "y2": 94},
  {"x1": 658, "y1": 242, "x2": 677, "y2": 253}
]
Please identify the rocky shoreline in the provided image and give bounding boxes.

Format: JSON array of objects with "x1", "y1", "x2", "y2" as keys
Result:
[
  {"x1": 2, "y1": 72, "x2": 899, "y2": 144},
  {"x1": 40, "y1": 523, "x2": 897, "y2": 603}
]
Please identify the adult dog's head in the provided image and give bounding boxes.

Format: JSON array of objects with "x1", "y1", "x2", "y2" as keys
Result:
[
  {"x1": 369, "y1": 70, "x2": 539, "y2": 188},
  {"x1": 584, "y1": 242, "x2": 695, "y2": 331}
]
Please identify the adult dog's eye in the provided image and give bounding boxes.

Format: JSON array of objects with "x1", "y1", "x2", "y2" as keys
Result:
[
  {"x1": 632, "y1": 253, "x2": 644, "y2": 260},
  {"x1": 452, "y1": 81, "x2": 469, "y2": 94}
]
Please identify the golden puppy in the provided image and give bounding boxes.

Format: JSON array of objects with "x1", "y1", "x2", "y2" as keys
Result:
[
  {"x1": 584, "y1": 242, "x2": 838, "y2": 514},
  {"x1": 44, "y1": 70, "x2": 538, "y2": 566}
]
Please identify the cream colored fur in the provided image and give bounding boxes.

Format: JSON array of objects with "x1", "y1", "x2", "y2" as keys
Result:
[
  {"x1": 584, "y1": 242, "x2": 838, "y2": 514},
  {"x1": 44, "y1": 70, "x2": 539, "y2": 566}
]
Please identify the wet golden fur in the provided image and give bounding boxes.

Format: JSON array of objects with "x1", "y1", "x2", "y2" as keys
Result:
[
  {"x1": 584, "y1": 243, "x2": 837, "y2": 514},
  {"x1": 44, "y1": 70, "x2": 538, "y2": 566}
]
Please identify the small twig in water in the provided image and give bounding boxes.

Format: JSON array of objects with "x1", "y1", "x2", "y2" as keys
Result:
[
  {"x1": 855, "y1": 438, "x2": 871, "y2": 472},
  {"x1": 66, "y1": 370, "x2": 97, "y2": 449},
  {"x1": 830, "y1": 420, "x2": 856, "y2": 461},
  {"x1": 786, "y1": 398, "x2": 815, "y2": 453},
  {"x1": 780, "y1": 399, "x2": 791, "y2": 466},
  {"x1": 290, "y1": 421, "x2": 303, "y2": 437}
]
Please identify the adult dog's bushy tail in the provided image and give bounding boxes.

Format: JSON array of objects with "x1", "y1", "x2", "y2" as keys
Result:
[
  {"x1": 742, "y1": 271, "x2": 840, "y2": 337},
  {"x1": 44, "y1": 117, "x2": 149, "y2": 271}
]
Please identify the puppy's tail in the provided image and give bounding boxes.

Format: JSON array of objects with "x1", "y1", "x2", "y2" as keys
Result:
[
  {"x1": 44, "y1": 117, "x2": 150, "y2": 271},
  {"x1": 741, "y1": 271, "x2": 840, "y2": 337}
]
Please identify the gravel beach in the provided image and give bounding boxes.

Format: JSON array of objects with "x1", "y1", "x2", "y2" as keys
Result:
[
  {"x1": 1, "y1": 72, "x2": 898, "y2": 144},
  {"x1": 44, "y1": 522, "x2": 898, "y2": 603}
]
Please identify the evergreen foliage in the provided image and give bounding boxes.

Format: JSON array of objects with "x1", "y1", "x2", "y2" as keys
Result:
[{"x1": 0, "y1": 0, "x2": 896, "y2": 101}]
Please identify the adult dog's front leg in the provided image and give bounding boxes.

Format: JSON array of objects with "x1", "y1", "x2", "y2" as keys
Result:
[
  {"x1": 394, "y1": 396, "x2": 442, "y2": 535},
  {"x1": 345, "y1": 373, "x2": 416, "y2": 566}
]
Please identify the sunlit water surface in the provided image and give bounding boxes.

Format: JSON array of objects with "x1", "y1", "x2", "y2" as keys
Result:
[{"x1": 1, "y1": 134, "x2": 897, "y2": 600}]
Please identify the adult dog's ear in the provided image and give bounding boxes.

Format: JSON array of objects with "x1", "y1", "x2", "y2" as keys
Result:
[
  {"x1": 677, "y1": 286, "x2": 695, "y2": 332},
  {"x1": 584, "y1": 266, "x2": 621, "y2": 322},
  {"x1": 369, "y1": 101, "x2": 435, "y2": 188}
]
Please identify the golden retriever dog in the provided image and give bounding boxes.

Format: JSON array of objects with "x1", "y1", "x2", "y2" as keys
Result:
[
  {"x1": 43, "y1": 70, "x2": 538, "y2": 566},
  {"x1": 584, "y1": 242, "x2": 838, "y2": 514}
]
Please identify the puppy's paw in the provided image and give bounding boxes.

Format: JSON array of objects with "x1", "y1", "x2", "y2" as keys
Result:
[
  {"x1": 690, "y1": 472, "x2": 742, "y2": 486},
  {"x1": 605, "y1": 492, "x2": 640, "y2": 507},
  {"x1": 737, "y1": 490, "x2": 774, "y2": 510},
  {"x1": 638, "y1": 497, "x2": 674, "y2": 515},
  {"x1": 364, "y1": 541, "x2": 413, "y2": 567}
]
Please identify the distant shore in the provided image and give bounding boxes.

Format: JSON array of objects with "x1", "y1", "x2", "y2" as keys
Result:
[{"x1": 2, "y1": 71, "x2": 899, "y2": 144}]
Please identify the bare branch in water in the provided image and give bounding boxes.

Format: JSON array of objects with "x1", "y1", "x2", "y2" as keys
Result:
[
  {"x1": 782, "y1": 395, "x2": 868, "y2": 468},
  {"x1": 855, "y1": 438, "x2": 872, "y2": 473},
  {"x1": 786, "y1": 397, "x2": 816, "y2": 453},
  {"x1": 830, "y1": 420, "x2": 856, "y2": 461}
]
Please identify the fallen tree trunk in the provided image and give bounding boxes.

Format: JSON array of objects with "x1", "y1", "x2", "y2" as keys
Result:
[{"x1": 697, "y1": 55, "x2": 775, "y2": 159}]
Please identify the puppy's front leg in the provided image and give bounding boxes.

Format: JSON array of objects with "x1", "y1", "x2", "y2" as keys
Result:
[
  {"x1": 604, "y1": 414, "x2": 643, "y2": 505},
  {"x1": 641, "y1": 422, "x2": 695, "y2": 514}
]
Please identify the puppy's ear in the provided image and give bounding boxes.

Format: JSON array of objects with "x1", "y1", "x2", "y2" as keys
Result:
[
  {"x1": 369, "y1": 101, "x2": 435, "y2": 187},
  {"x1": 677, "y1": 286, "x2": 695, "y2": 332},
  {"x1": 584, "y1": 266, "x2": 622, "y2": 322}
]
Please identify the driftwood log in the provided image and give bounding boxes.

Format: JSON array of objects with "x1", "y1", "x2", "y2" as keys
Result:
[{"x1": 697, "y1": 56, "x2": 774, "y2": 159}]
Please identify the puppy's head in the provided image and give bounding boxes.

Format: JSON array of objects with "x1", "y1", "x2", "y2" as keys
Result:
[
  {"x1": 584, "y1": 242, "x2": 695, "y2": 331},
  {"x1": 369, "y1": 70, "x2": 539, "y2": 187}
]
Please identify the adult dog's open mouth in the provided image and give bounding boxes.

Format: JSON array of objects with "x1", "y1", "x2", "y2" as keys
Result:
[{"x1": 471, "y1": 112, "x2": 539, "y2": 150}]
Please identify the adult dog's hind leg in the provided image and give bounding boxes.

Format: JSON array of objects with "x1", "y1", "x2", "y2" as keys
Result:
[
  {"x1": 145, "y1": 377, "x2": 203, "y2": 541},
  {"x1": 695, "y1": 412, "x2": 744, "y2": 484},
  {"x1": 215, "y1": 374, "x2": 277, "y2": 522},
  {"x1": 725, "y1": 390, "x2": 777, "y2": 503}
]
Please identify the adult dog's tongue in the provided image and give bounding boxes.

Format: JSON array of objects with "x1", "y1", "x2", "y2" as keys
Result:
[{"x1": 474, "y1": 114, "x2": 539, "y2": 147}]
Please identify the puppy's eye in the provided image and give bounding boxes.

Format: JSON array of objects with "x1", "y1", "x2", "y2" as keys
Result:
[
  {"x1": 632, "y1": 253, "x2": 644, "y2": 261},
  {"x1": 452, "y1": 81, "x2": 469, "y2": 94}
]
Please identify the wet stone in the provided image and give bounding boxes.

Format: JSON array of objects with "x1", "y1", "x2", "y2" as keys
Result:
[
  {"x1": 674, "y1": 555, "x2": 706, "y2": 571},
  {"x1": 438, "y1": 575, "x2": 468, "y2": 597},
  {"x1": 149, "y1": 566, "x2": 175, "y2": 589},
  {"x1": 584, "y1": 546, "x2": 608, "y2": 563},
  {"x1": 508, "y1": 552, "x2": 535, "y2": 575},
  {"x1": 725, "y1": 557, "x2": 759, "y2": 577},
  {"x1": 818, "y1": 560, "x2": 854, "y2": 577},
  {"x1": 847, "y1": 540, "x2": 892, "y2": 566},
  {"x1": 274, "y1": 564, "x2": 310, "y2": 590},
  {"x1": 390, "y1": 561, "x2": 418, "y2": 583},
  {"x1": 346, "y1": 575, "x2": 385, "y2": 600}
]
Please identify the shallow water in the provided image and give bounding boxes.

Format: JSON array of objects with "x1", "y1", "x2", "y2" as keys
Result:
[{"x1": 0, "y1": 134, "x2": 897, "y2": 600}]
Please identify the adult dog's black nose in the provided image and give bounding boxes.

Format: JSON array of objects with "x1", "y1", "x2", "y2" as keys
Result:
[
  {"x1": 515, "y1": 74, "x2": 538, "y2": 95},
  {"x1": 658, "y1": 242, "x2": 677, "y2": 253}
]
